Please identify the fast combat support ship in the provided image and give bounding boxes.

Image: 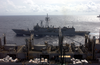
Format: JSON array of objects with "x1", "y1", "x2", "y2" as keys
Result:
[
  {"x1": 0, "y1": 28, "x2": 100, "y2": 65},
  {"x1": 12, "y1": 14, "x2": 90, "y2": 37}
]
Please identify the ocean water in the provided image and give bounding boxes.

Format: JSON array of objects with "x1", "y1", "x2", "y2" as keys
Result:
[{"x1": 0, "y1": 15, "x2": 100, "y2": 46}]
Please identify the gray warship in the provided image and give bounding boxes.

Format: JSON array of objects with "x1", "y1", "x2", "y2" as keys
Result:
[
  {"x1": 12, "y1": 14, "x2": 90, "y2": 37},
  {"x1": 97, "y1": 15, "x2": 100, "y2": 18},
  {"x1": 0, "y1": 28, "x2": 100, "y2": 65}
]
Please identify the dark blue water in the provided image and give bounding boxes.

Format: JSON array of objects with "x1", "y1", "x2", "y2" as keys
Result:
[{"x1": 0, "y1": 15, "x2": 100, "y2": 46}]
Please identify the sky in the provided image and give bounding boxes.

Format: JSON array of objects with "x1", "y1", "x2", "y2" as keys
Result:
[{"x1": 0, "y1": 0, "x2": 100, "y2": 15}]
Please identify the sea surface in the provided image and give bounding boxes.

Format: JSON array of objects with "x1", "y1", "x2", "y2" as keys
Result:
[{"x1": 0, "y1": 15, "x2": 100, "y2": 46}]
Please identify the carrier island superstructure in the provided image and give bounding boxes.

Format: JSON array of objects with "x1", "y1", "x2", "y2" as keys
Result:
[{"x1": 0, "y1": 28, "x2": 100, "y2": 65}]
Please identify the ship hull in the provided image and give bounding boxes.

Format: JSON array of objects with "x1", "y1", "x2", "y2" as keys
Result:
[
  {"x1": 12, "y1": 29, "x2": 34, "y2": 36},
  {"x1": 12, "y1": 29, "x2": 90, "y2": 36}
]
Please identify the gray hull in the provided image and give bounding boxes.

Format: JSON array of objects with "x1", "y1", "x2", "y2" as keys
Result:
[{"x1": 12, "y1": 29, "x2": 90, "y2": 36}]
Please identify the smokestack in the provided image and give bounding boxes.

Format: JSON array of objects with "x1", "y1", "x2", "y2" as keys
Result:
[{"x1": 3, "y1": 34, "x2": 6, "y2": 45}]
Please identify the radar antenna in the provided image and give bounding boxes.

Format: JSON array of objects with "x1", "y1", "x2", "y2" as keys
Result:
[{"x1": 45, "y1": 14, "x2": 50, "y2": 27}]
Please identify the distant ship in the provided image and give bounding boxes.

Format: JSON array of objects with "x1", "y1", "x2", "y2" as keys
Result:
[
  {"x1": 97, "y1": 15, "x2": 100, "y2": 18},
  {"x1": 12, "y1": 14, "x2": 90, "y2": 36}
]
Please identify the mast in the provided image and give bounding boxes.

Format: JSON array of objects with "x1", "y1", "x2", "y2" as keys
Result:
[
  {"x1": 0, "y1": 38, "x2": 2, "y2": 48},
  {"x1": 45, "y1": 14, "x2": 50, "y2": 27},
  {"x1": 59, "y1": 27, "x2": 64, "y2": 65},
  {"x1": 3, "y1": 34, "x2": 6, "y2": 45},
  {"x1": 40, "y1": 20, "x2": 43, "y2": 27}
]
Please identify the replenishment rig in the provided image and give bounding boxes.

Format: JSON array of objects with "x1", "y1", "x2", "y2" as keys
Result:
[{"x1": 0, "y1": 28, "x2": 100, "y2": 65}]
